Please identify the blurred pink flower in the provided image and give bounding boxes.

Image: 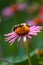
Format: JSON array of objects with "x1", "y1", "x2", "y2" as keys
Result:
[
  {"x1": 17, "y1": 3, "x2": 26, "y2": 11},
  {"x1": 26, "y1": 20, "x2": 35, "y2": 26},
  {"x1": 4, "y1": 23, "x2": 41, "y2": 45},
  {"x1": 2, "y1": 7, "x2": 14, "y2": 17},
  {"x1": 2, "y1": 3, "x2": 26, "y2": 18},
  {"x1": 26, "y1": 17, "x2": 43, "y2": 26},
  {"x1": 11, "y1": 3, "x2": 26, "y2": 13},
  {"x1": 27, "y1": 5, "x2": 43, "y2": 26}
]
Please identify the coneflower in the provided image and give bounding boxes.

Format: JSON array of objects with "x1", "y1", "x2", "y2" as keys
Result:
[
  {"x1": 4, "y1": 23, "x2": 41, "y2": 45},
  {"x1": 4, "y1": 23, "x2": 42, "y2": 65}
]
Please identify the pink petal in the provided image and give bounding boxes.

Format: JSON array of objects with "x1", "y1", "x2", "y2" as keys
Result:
[
  {"x1": 9, "y1": 35, "x2": 19, "y2": 45},
  {"x1": 4, "y1": 31, "x2": 15, "y2": 36},
  {"x1": 28, "y1": 26, "x2": 42, "y2": 36},
  {"x1": 28, "y1": 32, "x2": 37, "y2": 35},
  {"x1": 23, "y1": 36, "x2": 26, "y2": 42},
  {"x1": 29, "y1": 30, "x2": 41, "y2": 34},
  {"x1": 30, "y1": 26, "x2": 42, "y2": 31},
  {"x1": 30, "y1": 26, "x2": 36, "y2": 30},
  {"x1": 5, "y1": 33, "x2": 17, "y2": 41},
  {"x1": 18, "y1": 36, "x2": 21, "y2": 42},
  {"x1": 27, "y1": 35, "x2": 32, "y2": 38},
  {"x1": 33, "y1": 26, "x2": 41, "y2": 30}
]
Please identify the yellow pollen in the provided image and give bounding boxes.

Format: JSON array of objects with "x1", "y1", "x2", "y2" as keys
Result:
[{"x1": 15, "y1": 25, "x2": 30, "y2": 35}]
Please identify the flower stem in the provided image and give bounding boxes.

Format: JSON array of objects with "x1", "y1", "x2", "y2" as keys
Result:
[{"x1": 24, "y1": 40, "x2": 32, "y2": 65}]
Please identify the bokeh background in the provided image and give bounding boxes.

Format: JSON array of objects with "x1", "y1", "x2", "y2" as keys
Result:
[{"x1": 0, "y1": 0, "x2": 43, "y2": 65}]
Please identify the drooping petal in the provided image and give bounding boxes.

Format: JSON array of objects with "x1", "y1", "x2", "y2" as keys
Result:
[
  {"x1": 23, "y1": 36, "x2": 26, "y2": 42},
  {"x1": 5, "y1": 33, "x2": 17, "y2": 41},
  {"x1": 4, "y1": 31, "x2": 15, "y2": 36},
  {"x1": 26, "y1": 35, "x2": 32, "y2": 38},
  {"x1": 9, "y1": 35, "x2": 19, "y2": 45},
  {"x1": 18, "y1": 36, "x2": 21, "y2": 42}
]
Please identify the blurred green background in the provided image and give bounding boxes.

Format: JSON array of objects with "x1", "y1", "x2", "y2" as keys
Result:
[{"x1": 0, "y1": 0, "x2": 43, "y2": 65}]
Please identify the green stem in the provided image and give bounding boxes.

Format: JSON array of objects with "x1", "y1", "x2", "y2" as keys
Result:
[{"x1": 24, "y1": 40, "x2": 32, "y2": 65}]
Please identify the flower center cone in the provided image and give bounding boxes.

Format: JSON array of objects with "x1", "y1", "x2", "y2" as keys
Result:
[{"x1": 15, "y1": 25, "x2": 30, "y2": 35}]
